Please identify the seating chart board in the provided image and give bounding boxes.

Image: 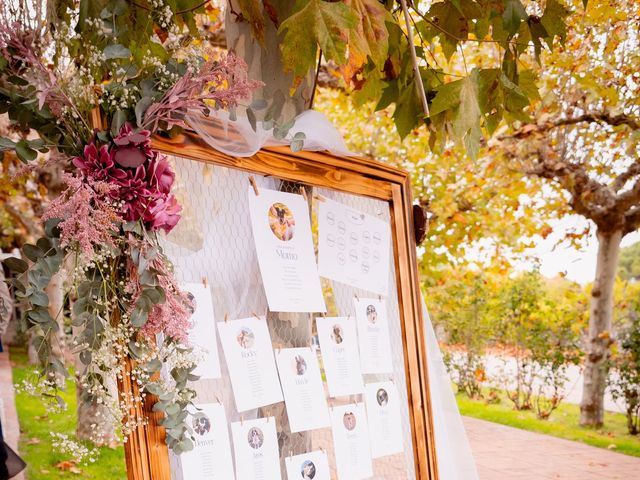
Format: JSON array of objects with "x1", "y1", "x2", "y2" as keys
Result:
[{"x1": 117, "y1": 139, "x2": 439, "y2": 480}]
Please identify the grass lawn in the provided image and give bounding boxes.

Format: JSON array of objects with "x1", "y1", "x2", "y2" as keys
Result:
[
  {"x1": 457, "y1": 391, "x2": 640, "y2": 457},
  {"x1": 10, "y1": 346, "x2": 126, "y2": 480}
]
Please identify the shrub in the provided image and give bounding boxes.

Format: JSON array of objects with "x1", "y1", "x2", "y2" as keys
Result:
[
  {"x1": 608, "y1": 312, "x2": 640, "y2": 435},
  {"x1": 430, "y1": 270, "x2": 496, "y2": 398},
  {"x1": 496, "y1": 271, "x2": 583, "y2": 419}
]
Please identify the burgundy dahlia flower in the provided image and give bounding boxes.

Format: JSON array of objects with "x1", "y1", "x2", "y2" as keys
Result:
[
  {"x1": 146, "y1": 155, "x2": 175, "y2": 194},
  {"x1": 116, "y1": 166, "x2": 154, "y2": 221},
  {"x1": 112, "y1": 123, "x2": 153, "y2": 168},
  {"x1": 143, "y1": 194, "x2": 182, "y2": 233},
  {"x1": 72, "y1": 143, "x2": 127, "y2": 182}
]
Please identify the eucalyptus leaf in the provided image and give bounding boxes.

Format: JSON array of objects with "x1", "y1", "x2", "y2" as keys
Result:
[
  {"x1": 79, "y1": 350, "x2": 92, "y2": 365},
  {"x1": 111, "y1": 110, "x2": 127, "y2": 136},
  {"x1": 0, "y1": 136, "x2": 16, "y2": 149},
  {"x1": 247, "y1": 107, "x2": 257, "y2": 132},
  {"x1": 104, "y1": 44, "x2": 131, "y2": 60},
  {"x1": 36, "y1": 237, "x2": 52, "y2": 254},
  {"x1": 145, "y1": 382, "x2": 164, "y2": 396},
  {"x1": 3, "y1": 257, "x2": 28, "y2": 273},
  {"x1": 250, "y1": 98, "x2": 268, "y2": 110},
  {"x1": 291, "y1": 138, "x2": 304, "y2": 152},
  {"x1": 22, "y1": 243, "x2": 44, "y2": 262},
  {"x1": 165, "y1": 403, "x2": 180, "y2": 416},
  {"x1": 135, "y1": 97, "x2": 154, "y2": 127},
  {"x1": 15, "y1": 139, "x2": 37, "y2": 162},
  {"x1": 131, "y1": 307, "x2": 148, "y2": 327},
  {"x1": 29, "y1": 290, "x2": 49, "y2": 307},
  {"x1": 44, "y1": 218, "x2": 62, "y2": 238}
]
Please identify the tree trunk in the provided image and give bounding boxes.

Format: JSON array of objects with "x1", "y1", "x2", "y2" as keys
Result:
[
  {"x1": 225, "y1": 2, "x2": 317, "y2": 466},
  {"x1": 580, "y1": 229, "x2": 622, "y2": 427},
  {"x1": 225, "y1": 0, "x2": 316, "y2": 121}
]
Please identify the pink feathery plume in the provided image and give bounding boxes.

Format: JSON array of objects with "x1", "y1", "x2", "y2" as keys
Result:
[
  {"x1": 42, "y1": 173, "x2": 122, "y2": 256},
  {"x1": 141, "y1": 53, "x2": 263, "y2": 132}
]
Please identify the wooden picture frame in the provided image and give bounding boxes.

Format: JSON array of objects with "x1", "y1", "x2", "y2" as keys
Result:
[{"x1": 117, "y1": 129, "x2": 439, "y2": 480}]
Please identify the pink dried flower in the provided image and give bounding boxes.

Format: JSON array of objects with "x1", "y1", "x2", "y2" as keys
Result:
[
  {"x1": 137, "y1": 257, "x2": 193, "y2": 342},
  {"x1": 141, "y1": 53, "x2": 263, "y2": 132},
  {"x1": 0, "y1": 21, "x2": 89, "y2": 140},
  {"x1": 42, "y1": 173, "x2": 121, "y2": 256}
]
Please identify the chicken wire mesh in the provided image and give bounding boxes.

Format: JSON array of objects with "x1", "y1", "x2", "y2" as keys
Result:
[{"x1": 161, "y1": 154, "x2": 416, "y2": 479}]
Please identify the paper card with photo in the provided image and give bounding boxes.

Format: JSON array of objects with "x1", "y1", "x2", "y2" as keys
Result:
[
  {"x1": 182, "y1": 282, "x2": 221, "y2": 379},
  {"x1": 231, "y1": 417, "x2": 282, "y2": 480},
  {"x1": 353, "y1": 297, "x2": 393, "y2": 374},
  {"x1": 330, "y1": 403, "x2": 373, "y2": 480},
  {"x1": 317, "y1": 197, "x2": 391, "y2": 295},
  {"x1": 315, "y1": 316, "x2": 364, "y2": 397},
  {"x1": 217, "y1": 316, "x2": 283, "y2": 412},
  {"x1": 364, "y1": 381, "x2": 405, "y2": 458},
  {"x1": 285, "y1": 450, "x2": 331, "y2": 480},
  {"x1": 275, "y1": 347, "x2": 331, "y2": 433},
  {"x1": 179, "y1": 403, "x2": 235, "y2": 480},
  {"x1": 248, "y1": 186, "x2": 326, "y2": 313}
]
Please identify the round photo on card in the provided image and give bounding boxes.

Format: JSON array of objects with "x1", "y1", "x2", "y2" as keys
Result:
[
  {"x1": 185, "y1": 291, "x2": 197, "y2": 315},
  {"x1": 377, "y1": 388, "x2": 389, "y2": 406},
  {"x1": 247, "y1": 427, "x2": 264, "y2": 449},
  {"x1": 192, "y1": 413, "x2": 211, "y2": 436},
  {"x1": 366, "y1": 304, "x2": 378, "y2": 324},
  {"x1": 268, "y1": 202, "x2": 295, "y2": 241},
  {"x1": 293, "y1": 354, "x2": 307, "y2": 376},
  {"x1": 331, "y1": 324, "x2": 344, "y2": 344},
  {"x1": 343, "y1": 411, "x2": 357, "y2": 431},
  {"x1": 301, "y1": 460, "x2": 316, "y2": 479},
  {"x1": 236, "y1": 327, "x2": 255, "y2": 349}
]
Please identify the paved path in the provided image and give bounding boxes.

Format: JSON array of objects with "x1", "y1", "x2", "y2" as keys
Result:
[
  {"x1": 2, "y1": 346, "x2": 638, "y2": 480},
  {"x1": 464, "y1": 416, "x2": 640, "y2": 480},
  {"x1": 0, "y1": 347, "x2": 25, "y2": 480}
]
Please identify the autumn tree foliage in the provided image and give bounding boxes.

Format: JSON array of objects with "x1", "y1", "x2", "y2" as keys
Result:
[
  {"x1": 493, "y1": 0, "x2": 640, "y2": 426},
  {"x1": 224, "y1": 0, "x2": 640, "y2": 428}
]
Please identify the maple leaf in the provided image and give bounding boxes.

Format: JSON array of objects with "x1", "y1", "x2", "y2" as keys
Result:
[
  {"x1": 278, "y1": 0, "x2": 357, "y2": 81},
  {"x1": 342, "y1": 0, "x2": 391, "y2": 85},
  {"x1": 540, "y1": 0, "x2": 570, "y2": 47},
  {"x1": 431, "y1": 71, "x2": 483, "y2": 159},
  {"x1": 55, "y1": 460, "x2": 77, "y2": 471}
]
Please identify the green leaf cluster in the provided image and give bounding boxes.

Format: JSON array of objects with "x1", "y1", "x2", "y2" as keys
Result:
[{"x1": 236, "y1": 0, "x2": 573, "y2": 155}]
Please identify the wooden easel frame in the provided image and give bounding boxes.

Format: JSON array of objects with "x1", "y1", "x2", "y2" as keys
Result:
[{"x1": 118, "y1": 129, "x2": 439, "y2": 480}]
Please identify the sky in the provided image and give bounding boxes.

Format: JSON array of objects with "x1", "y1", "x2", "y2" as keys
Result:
[{"x1": 519, "y1": 216, "x2": 640, "y2": 285}]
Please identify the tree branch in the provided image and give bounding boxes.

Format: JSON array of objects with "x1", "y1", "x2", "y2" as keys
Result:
[
  {"x1": 624, "y1": 206, "x2": 640, "y2": 235},
  {"x1": 612, "y1": 158, "x2": 640, "y2": 192},
  {"x1": 523, "y1": 145, "x2": 617, "y2": 228},
  {"x1": 507, "y1": 111, "x2": 640, "y2": 139},
  {"x1": 616, "y1": 176, "x2": 640, "y2": 212}
]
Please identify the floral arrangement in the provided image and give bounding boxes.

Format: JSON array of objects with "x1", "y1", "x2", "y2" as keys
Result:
[{"x1": 0, "y1": 2, "x2": 260, "y2": 455}]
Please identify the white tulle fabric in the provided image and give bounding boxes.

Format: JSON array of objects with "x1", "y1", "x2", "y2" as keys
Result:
[
  {"x1": 186, "y1": 109, "x2": 354, "y2": 157},
  {"x1": 423, "y1": 300, "x2": 480, "y2": 479},
  {"x1": 185, "y1": 109, "x2": 478, "y2": 479}
]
